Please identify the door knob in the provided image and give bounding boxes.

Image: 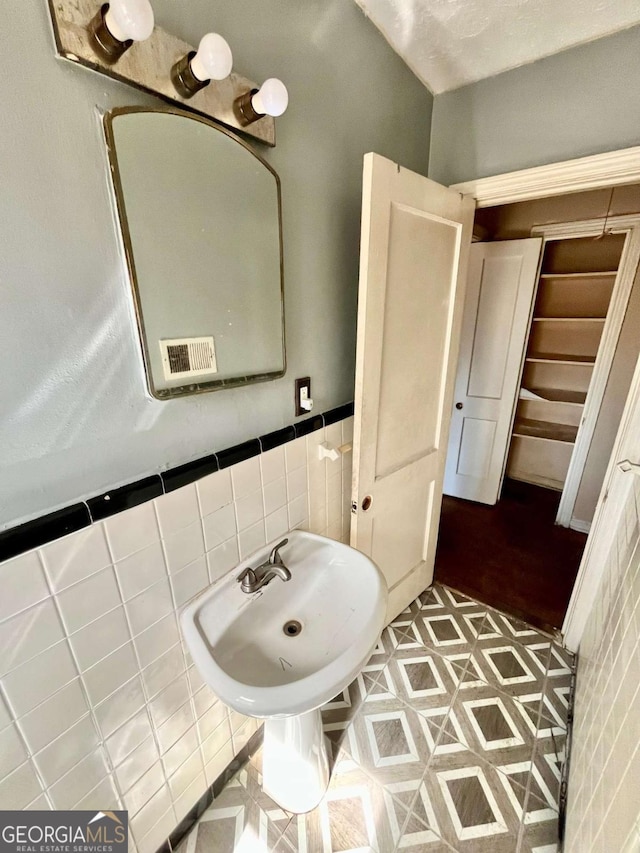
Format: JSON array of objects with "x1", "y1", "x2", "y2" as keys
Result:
[
  {"x1": 455, "y1": 402, "x2": 463, "y2": 410},
  {"x1": 361, "y1": 495, "x2": 372, "y2": 511}
]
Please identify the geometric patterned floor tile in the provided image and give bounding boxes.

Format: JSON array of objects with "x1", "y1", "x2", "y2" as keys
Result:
[{"x1": 179, "y1": 582, "x2": 574, "y2": 853}]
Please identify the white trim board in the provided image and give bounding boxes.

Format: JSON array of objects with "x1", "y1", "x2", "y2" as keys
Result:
[
  {"x1": 569, "y1": 519, "x2": 591, "y2": 535},
  {"x1": 530, "y1": 214, "x2": 640, "y2": 529},
  {"x1": 451, "y1": 146, "x2": 640, "y2": 208},
  {"x1": 563, "y1": 353, "x2": 640, "y2": 651}
]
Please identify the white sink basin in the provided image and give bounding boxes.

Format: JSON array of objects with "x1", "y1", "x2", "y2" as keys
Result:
[{"x1": 180, "y1": 530, "x2": 387, "y2": 812}]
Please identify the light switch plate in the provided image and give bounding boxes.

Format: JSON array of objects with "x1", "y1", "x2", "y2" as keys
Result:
[{"x1": 295, "y1": 377, "x2": 311, "y2": 417}]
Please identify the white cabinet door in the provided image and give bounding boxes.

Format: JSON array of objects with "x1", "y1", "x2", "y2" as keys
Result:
[
  {"x1": 443, "y1": 239, "x2": 542, "y2": 504},
  {"x1": 351, "y1": 153, "x2": 474, "y2": 624}
]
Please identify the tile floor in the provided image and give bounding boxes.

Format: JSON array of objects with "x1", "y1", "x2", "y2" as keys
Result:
[{"x1": 177, "y1": 583, "x2": 574, "y2": 853}]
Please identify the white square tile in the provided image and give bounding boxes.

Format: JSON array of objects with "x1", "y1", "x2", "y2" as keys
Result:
[
  {"x1": 163, "y1": 521, "x2": 205, "y2": 575},
  {"x1": 116, "y1": 542, "x2": 166, "y2": 601},
  {"x1": 2, "y1": 640, "x2": 77, "y2": 717},
  {"x1": 288, "y1": 495, "x2": 308, "y2": 529},
  {"x1": 156, "y1": 700, "x2": 195, "y2": 754},
  {"x1": 130, "y1": 784, "x2": 173, "y2": 841},
  {"x1": 205, "y1": 538, "x2": 239, "y2": 586},
  {"x1": 260, "y1": 446, "x2": 286, "y2": 485},
  {"x1": 238, "y1": 521, "x2": 266, "y2": 559},
  {"x1": 162, "y1": 724, "x2": 199, "y2": 778},
  {"x1": 232, "y1": 719, "x2": 257, "y2": 754},
  {"x1": 0, "y1": 598, "x2": 64, "y2": 676},
  {"x1": 93, "y1": 676, "x2": 146, "y2": 740},
  {"x1": 168, "y1": 749, "x2": 203, "y2": 799},
  {"x1": 231, "y1": 457, "x2": 261, "y2": 499},
  {"x1": 204, "y1": 741, "x2": 234, "y2": 788},
  {"x1": 0, "y1": 693, "x2": 11, "y2": 731},
  {"x1": 170, "y1": 557, "x2": 209, "y2": 609},
  {"x1": 305, "y1": 427, "x2": 327, "y2": 463},
  {"x1": 124, "y1": 760, "x2": 166, "y2": 817},
  {"x1": 202, "y1": 504, "x2": 237, "y2": 551},
  {"x1": 150, "y1": 678, "x2": 191, "y2": 730},
  {"x1": 105, "y1": 708, "x2": 154, "y2": 768},
  {"x1": 142, "y1": 644, "x2": 185, "y2": 700},
  {"x1": 285, "y1": 437, "x2": 307, "y2": 472},
  {"x1": 70, "y1": 606, "x2": 131, "y2": 672},
  {"x1": 201, "y1": 717, "x2": 232, "y2": 764},
  {"x1": 33, "y1": 715, "x2": 100, "y2": 788},
  {"x1": 74, "y1": 775, "x2": 121, "y2": 811},
  {"x1": 154, "y1": 485, "x2": 199, "y2": 538},
  {"x1": 134, "y1": 613, "x2": 180, "y2": 670},
  {"x1": 342, "y1": 416, "x2": 354, "y2": 444},
  {"x1": 105, "y1": 503, "x2": 159, "y2": 562},
  {"x1": 48, "y1": 747, "x2": 110, "y2": 809},
  {"x1": 264, "y1": 477, "x2": 287, "y2": 515},
  {"x1": 136, "y1": 806, "x2": 176, "y2": 853},
  {"x1": 0, "y1": 724, "x2": 27, "y2": 778},
  {"x1": 196, "y1": 698, "x2": 228, "y2": 739},
  {"x1": 173, "y1": 772, "x2": 207, "y2": 824},
  {"x1": 56, "y1": 566, "x2": 121, "y2": 634},
  {"x1": 0, "y1": 761, "x2": 42, "y2": 809},
  {"x1": 41, "y1": 525, "x2": 111, "y2": 592},
  {"x1": 114, "y1": 736, "x2": 161, "y2": 794},
  {"x1": 235, "y1": 489, "x2": 265, "y2": 532},
  {"x1": 0, "y1": 551, "x2": 49, "y2": 622},
  {"x1": 126, "y1": 579, "x2": 173, "y2": 637},
  {"x1": 17, "y1": 678, "x2": 90, "y2": 754},
  {"x1": 196, "y1": 470, "x2": 233, "y2": 517},
  {"x1": 287, "y1": 466, "x2": 308, "y2": 501},
  {"x1": 266, "y1": 507, "x2": 289, "y2": 542},
  {"x1": 82, "y1": 642, "x2": 139, "y2": 706}
]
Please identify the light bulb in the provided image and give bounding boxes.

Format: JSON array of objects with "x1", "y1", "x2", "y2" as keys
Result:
[
  {"x1": 190, "y1": 33, "x2": 233, "y2": 82},
  {"x1": 104, "y1": 0, "x2": 155, "y2": 43},
  {"x1": 252, "y1": 78, "x2": 289, "y2": 117}
]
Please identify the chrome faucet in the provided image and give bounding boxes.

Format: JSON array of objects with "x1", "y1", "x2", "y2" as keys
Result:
[{"x1": 237, "y1": 538, "x2": 291, "y2": 594}]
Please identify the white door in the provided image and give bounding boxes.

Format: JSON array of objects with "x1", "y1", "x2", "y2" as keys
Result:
[
  {"x1": 443, "y1": 239, "x2": 542, "y2": 504},
  {"x1": 351, "y1": 153, "x2": 474, "y2": 624}
]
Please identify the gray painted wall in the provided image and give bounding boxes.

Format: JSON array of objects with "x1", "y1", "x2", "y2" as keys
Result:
[
  {"x1": 429, "y1": 25, "x2": 640, "y2": 186},
  {"x1": 0, "y1": 1, "x2": 432, "y2": 530}
]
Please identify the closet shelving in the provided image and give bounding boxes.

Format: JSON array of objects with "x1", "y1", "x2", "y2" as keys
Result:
[{"x1": 507, "y1": 236, "x2": 623, "y2": 490}]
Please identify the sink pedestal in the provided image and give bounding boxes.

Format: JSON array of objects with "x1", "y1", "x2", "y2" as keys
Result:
[{"x1": 262, "y1": 709, "x2": 330, "y2": 813}]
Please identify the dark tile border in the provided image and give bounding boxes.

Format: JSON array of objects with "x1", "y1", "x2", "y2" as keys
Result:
[
  {"x1": 322, "y1": 402, "x2": 354, "y2": 426},
  {"x1": 1, "y1": 403, "x2": 353, "y2": 562},
  {"x1": 167, "y1": 727, "x2": 264, "y2": 853},
  {"x1": 259, "y1": 425, "x2": 296, "y2": 452},
  {"x1": 0, "y1": 503, "x2": 91, "y2": 563},
  {"x1": 88, "y1": 476, "x2": 163, "y2": 521},
  {"x1": 216, "y1": 438, "x2": 261, "y2": 470},
  {"x1": 162, "y1": 454, "x2": 219, "y2": 494}
]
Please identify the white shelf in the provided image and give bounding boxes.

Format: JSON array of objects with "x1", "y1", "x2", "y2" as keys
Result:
[
  {"x1": 539, "y1": 271, "x2": 618, "y2": 279},
  {"x1": 520, "y1": 387, "x2": 587, "y2": 406},
  {"x1": 527, "y1": 353, "x2": 596, "y2": 366}
]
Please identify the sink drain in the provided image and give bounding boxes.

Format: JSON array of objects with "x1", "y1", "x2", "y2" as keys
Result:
[{"x1": 283, "y1": 620, "x2": 302, "y2": 637}]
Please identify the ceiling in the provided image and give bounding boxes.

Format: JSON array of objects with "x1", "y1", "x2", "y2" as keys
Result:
[{"x1": 354, "y1": 0, "x2": 640, "y2": 94}]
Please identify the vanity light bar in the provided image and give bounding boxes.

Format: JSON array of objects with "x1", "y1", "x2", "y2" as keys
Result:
[{"x1": 48, "y1": 0, "x2": 289, "y2": 145}]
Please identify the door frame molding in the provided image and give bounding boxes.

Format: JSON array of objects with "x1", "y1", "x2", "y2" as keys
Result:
[
  {"x1": 563, "y1": 353, "x2": 640, "y2": 651},
  {"x1": 450, "y1": 145, "x2": 640, "y2": 208},
  {"x1": 530, "y1": 215, "x2": 640, "y2": 529},
  {"x1": 448, "y1": 145, "x2": 640, "y2": 651}
]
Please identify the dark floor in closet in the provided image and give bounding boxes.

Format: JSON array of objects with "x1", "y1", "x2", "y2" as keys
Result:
[{"x1": 434, "y1": 478, "x2": 588, "y2": 633}]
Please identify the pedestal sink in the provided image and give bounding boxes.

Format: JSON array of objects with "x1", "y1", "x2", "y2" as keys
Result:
[{"x1": 180, "y1": 530, "x2": 387, "y2": 813}]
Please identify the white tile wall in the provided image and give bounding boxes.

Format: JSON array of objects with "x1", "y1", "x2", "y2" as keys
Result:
[
  {"x1": 565, "y1": 472, "x2": 640, "y2": 852},
  {"x1": 0, "y1": 419, "x2": 353, "y2": 853}
]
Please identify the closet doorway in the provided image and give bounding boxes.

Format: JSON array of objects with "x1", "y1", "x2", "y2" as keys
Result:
[{"x1": 436, "y1": 184, "x2": 640, "y2": 632}]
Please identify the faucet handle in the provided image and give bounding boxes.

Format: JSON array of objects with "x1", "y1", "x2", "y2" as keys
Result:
[
  {"x1": 237, "y1": 567, "x2": 256, "y2": 584},
  {"x1": 269, "y1": 538, "x2": 289, "y2": 564}
]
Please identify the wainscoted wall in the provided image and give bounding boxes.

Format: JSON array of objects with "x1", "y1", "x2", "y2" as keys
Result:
[
  {"x1": 0, "y1": 418, "x2": 352, "y2": 853},
  {"x1": 564, "y1": 457, "x2": 640, "y2": 846}
]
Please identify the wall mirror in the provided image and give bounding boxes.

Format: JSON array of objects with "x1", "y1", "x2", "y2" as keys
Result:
[{"x1": 104, "y1": 107, "x2": 285, "y2": 399}]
